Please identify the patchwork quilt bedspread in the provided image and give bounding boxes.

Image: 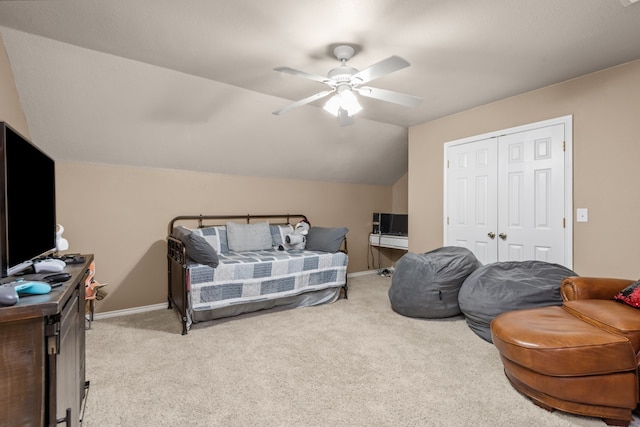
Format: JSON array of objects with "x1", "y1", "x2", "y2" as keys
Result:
[{"x1": 187, "y1": 249, "x2": 348, "y2": 312}]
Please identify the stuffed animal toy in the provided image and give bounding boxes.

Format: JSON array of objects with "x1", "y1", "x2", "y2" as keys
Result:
[{"x1": 284, "y1": 220, "x2": 310, "y2": 250}]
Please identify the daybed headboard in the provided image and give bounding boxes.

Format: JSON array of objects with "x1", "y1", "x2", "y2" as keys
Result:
[{"x1": 168, "y1": 213, "x2": 308, "y2": 236}]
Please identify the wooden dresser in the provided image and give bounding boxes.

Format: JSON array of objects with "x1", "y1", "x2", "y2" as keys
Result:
[{"x1": 0, "y1": 254, "x2": 93, "y2": 427}]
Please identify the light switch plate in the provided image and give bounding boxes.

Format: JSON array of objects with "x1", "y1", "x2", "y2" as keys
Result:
[{"x1": 577, "y1": 208, "x2": 588, "y2": 223}]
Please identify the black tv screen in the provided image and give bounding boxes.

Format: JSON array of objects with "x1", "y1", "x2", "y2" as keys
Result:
[
  {"x1": 374, "y1": 213, "x2": 408, "y2": 236},
  {"x1": 389, "y1": 214, "x2": 408, "y2": 236},
  {"x1": 0, "y1": 122, "x2": 56, "y2": 276}
]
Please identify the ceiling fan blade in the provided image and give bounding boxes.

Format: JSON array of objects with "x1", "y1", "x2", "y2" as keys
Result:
[
  {"x1": 355, "y1": 86, "x2": 422, "y2": 108},
  {"x1": 274, "y1": 66, "x2": 333, "y2": 86},
  {"x1": 351, "y1": 56, "x2": 410, "y2": 85},
  {"x1": 272, "y1": 90, "x2": 335, "y2": 115}
]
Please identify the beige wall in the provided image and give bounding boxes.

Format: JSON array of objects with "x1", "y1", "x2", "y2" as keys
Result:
[
  {"x1": 373, "y1": 173, "x2": 408, "y2": 269},
  {"x1": 409, "y1": 59, "x2": 640, "y2": 279},
  {"x1": 0, "y1": 34, "x2": 395, "y2": 314},
  {"x1": 56, "y1": 162, "x2": 392, "y2": 313},
  {"x1": 391, "y1": 173, "x2": 408, "y2": 214},
  {"x1": 0, "y1": 33, "x2": 29, "y2": 137}
]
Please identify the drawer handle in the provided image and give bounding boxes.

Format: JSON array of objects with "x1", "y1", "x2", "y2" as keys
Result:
[{"x1": 56, "y1": 407, "x2": 71, "y2": 425}]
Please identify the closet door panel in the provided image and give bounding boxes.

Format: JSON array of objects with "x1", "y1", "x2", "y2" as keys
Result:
[
  {"x1": 497, "y1": 124, "x2": 565, "y2": 263},
  {"x1": 445, "y1": 138, "x2": 498, "y2": 264}
]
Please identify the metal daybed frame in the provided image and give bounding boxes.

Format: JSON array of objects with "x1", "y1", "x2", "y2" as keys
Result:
[{"x1": 167, "y1": 214, "x2": 348, "y2": 335}]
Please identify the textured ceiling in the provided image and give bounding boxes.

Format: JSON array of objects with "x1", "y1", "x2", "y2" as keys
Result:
[{"x1": 0, "y1": 0, "x2": 639, "y2": 185}]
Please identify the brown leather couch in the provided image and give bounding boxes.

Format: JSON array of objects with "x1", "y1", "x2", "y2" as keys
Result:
[{"x1": 491, "y1": 276, "x2": 640, "y2": 426}]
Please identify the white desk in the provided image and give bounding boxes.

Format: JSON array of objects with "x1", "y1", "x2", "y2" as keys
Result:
[{"x1": 369, "y1": 233, "x2": 408, "y2": 250}]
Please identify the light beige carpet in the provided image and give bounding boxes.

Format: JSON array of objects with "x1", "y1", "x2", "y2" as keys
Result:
[{"x1": 82, "y1": 274, "x2": 628, "y2": 427}]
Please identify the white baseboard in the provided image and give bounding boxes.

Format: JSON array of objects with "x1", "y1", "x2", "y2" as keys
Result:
[
  {"x1": 93, "y1": 302, "x2": 166, "y2": 320},
  {"x1": 93, "y1": 270, "x2": 380, "y2": 320},
  {"x1": 347, "y1": 269, "x2": 380, "y2": 278}
]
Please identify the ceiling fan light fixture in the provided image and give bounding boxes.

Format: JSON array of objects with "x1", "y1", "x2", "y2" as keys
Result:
[
  {"x1": 340, "y1": 89, "x2": 362, "y2": 115},
  {"x1": 323, "y1": 87, "x2": 362, "y2": 117},
  {"x1": 323, "y1": 95, "x2": 341, "y2": 116}
]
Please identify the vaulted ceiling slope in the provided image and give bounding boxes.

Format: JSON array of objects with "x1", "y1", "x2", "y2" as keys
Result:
[{"x1": 0, "y1": 0, "x2": 639, "y2": 186}]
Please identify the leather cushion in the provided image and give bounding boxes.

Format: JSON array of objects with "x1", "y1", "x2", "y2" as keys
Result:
[
  {"x1": 501, "y1": 356, "x2": 639, "y2": 410},
  {"x1": 563, "y1": 299, "x2": 640, "y2": 352},
  {"x1": 491, "y1": 306, "x2": 636, "y2": 376}
]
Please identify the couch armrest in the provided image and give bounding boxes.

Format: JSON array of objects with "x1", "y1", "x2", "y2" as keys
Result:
[{"x1": 560, "y1": 276, "x2": 635, "y2": 301}]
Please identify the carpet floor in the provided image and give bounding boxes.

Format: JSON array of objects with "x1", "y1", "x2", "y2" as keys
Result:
[{"x1": 82, "y1": 274, "x2": 635, "y2": 427}]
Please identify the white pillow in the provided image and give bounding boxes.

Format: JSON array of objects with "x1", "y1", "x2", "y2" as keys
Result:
[{"x1": 226, "y1": 221, "x2": 272, "y2": 252}]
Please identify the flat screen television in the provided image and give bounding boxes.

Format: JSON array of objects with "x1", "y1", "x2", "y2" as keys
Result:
[
  {"x1": 388, "y1": 214, "x2": 408, "y2": 236},
  {"x1": 373, "y1": 213, "x2": 408, "y2": 236},
  {"x1": 0, "y1": 122, "x2": 56, "y2": 277}
]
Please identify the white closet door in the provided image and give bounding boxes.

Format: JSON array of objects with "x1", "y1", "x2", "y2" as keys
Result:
[
  {"x1": 497, "y1": 124, "x2": 566, "y2": 263},
  {"x1": 445, "y1": 138, "x2": 498, "y2": 264},
  {"x1": 444, "y1": 117, "x2": 571, "y2": 268}
]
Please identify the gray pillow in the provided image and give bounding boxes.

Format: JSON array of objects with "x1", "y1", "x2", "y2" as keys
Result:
[
  {"x1": 226, "y1": 221, "x2": 273, "y2": 252},
  {"x1": 171, "y1": 226, "x2": 219, "y2": 267},
  {"x1": 305, "y1": 226, "x2": 348, "y2": 253}
]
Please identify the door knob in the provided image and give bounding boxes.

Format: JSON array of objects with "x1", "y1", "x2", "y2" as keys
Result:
[
  {"x1": 499, "y1": 233, "x2": 507, "y2": 240},
  {"x1": 487, "y1": 232, "x2": 495, "y2": 239}
]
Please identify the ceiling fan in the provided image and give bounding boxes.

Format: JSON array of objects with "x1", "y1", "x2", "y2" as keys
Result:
[{"x1": 272, "y1": 45, "x2": 422, "y2": 126}]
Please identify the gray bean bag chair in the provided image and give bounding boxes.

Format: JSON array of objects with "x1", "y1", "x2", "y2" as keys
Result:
[
  {"x1": 458, "y1": 260, "x2": 577, "y2": 343},
  {"x1": 388, "y1": 246, "x2": 481, "y2": 318}
]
